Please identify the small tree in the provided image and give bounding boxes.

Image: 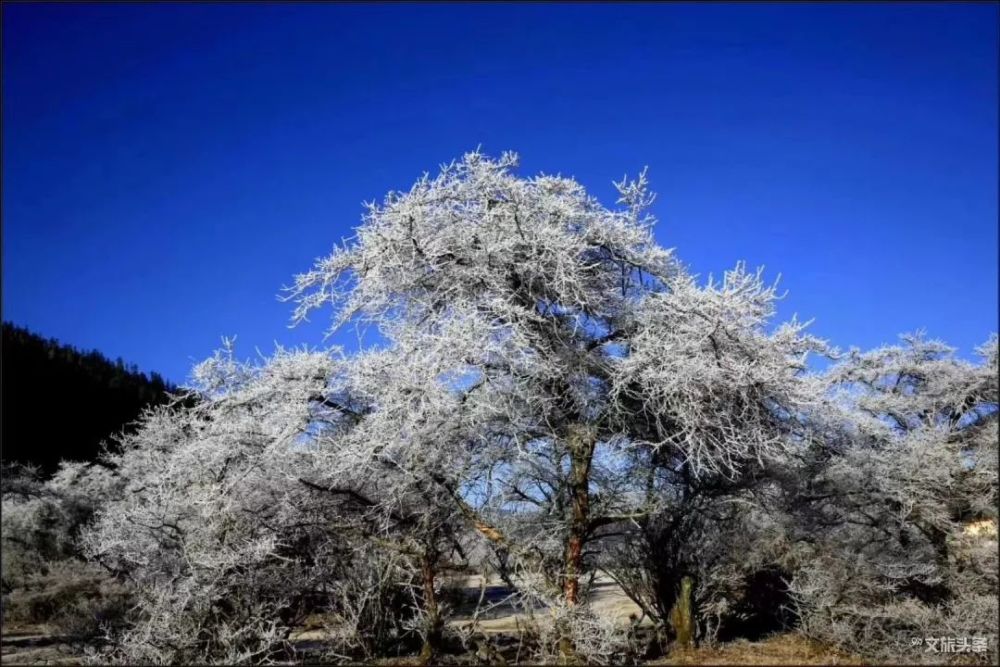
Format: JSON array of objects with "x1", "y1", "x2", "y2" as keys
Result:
[
  {"x1": 787, "y1": 333, "x2": 999, "y2": 663},
  {"x1": 296, "y1": 344, "x2": 480, "y2": 663},
  {"x1": 601, "y1": 266, "x2": 828, "y2": 647},
  {"x1": 81, "y1": 341, "x2": 476, "y2": 663},
  {"x1": 81, "y1": 346, "x2": 359, "y2": 663}
]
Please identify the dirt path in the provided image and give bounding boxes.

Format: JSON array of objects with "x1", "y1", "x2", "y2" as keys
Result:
[
  {"x1": 1, "y1": 626, "x2": 86, "y2": 665},
  {"x1": 442, "y1": 573, "x2": 645, "y2": 635}
]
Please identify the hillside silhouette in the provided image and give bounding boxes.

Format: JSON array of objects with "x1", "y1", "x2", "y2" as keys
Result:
[{"x1": 1, "y1": 322, "x2": 177, "y2": 474}]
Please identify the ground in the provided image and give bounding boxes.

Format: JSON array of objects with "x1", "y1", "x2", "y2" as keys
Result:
[
  {"x1": 0, "y1": 624, "x2": 864, "y2": 666},
  {"x1": 1, "y1": 576, "x2": 864, "y2": 666}
]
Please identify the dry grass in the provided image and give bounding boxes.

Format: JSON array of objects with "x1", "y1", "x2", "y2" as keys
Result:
[{"x1": 655, "y1": 633, "x2": 865, "y2": 665}]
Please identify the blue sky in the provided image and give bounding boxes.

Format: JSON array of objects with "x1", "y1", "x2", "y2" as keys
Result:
[{"x1": 3, "y1": 2, "x2": 997, "y2": 384}]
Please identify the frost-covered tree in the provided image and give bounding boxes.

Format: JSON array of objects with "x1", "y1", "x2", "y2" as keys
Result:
[
  {"x1": 81, "y1": 341, "x2": 475, "y2": 664},
  {"x1": 289, "y1": 151, "x2": 669, "y2": 609},
  {"x1": 787, "y1": 333, "x2": 999, "y2": 663},
  {"x1": 80, "y1": 345, "x2": 360, "y2": 663},
  {"x1": 286, "y1": 150, "x2": 829, "y2": 641},
  {"x1": 294, "y1": 344, "x2": 483, "y2": 663},
  {"x1": 600, "y1": 266, "x2": 828, "y2": 646}
]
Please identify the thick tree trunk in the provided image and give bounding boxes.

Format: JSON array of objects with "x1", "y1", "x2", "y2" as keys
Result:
[
  {"x1": 418, "y1": 552, "x2": 443, "y2": 665},
  {"x1": 668, "y1": 576, "x2": 695, "y2": 648},
  {"x1": 556, "y1": 425, "x2": 596, "y2": 664},
  {"x1": 564, "y1": 532, "x2": 584, "y2": 605},
  {"x1": 563, "y1": 424, "x2": 595, "y2": 606}
]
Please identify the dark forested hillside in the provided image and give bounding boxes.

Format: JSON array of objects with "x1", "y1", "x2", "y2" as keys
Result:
[{"x1": 1, "y1": 322, "x2": 177, "y2": 474}]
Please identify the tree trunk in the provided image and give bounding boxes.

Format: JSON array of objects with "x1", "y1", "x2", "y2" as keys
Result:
[
  {"x1": 556, "y1": 425, "x2": 596, "y2": 664},
  {"x1": 668, "y1": 576, "x2": 695, "y2": 648},
  {"x1": 418, "y1": 552, "x2": 442, "y2": 665},
  {"x1": 563, "y1": 424, "x2": 595, "y2": 606}
]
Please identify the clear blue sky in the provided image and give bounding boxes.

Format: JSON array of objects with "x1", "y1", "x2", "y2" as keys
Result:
[{"x1": 3, "y1": 2, "x2": 997, "y2": 384}]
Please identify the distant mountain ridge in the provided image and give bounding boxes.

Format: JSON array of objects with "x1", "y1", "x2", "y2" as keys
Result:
[{"x1": 1, "y1": 322, "x2": 177, "y2": 474}]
